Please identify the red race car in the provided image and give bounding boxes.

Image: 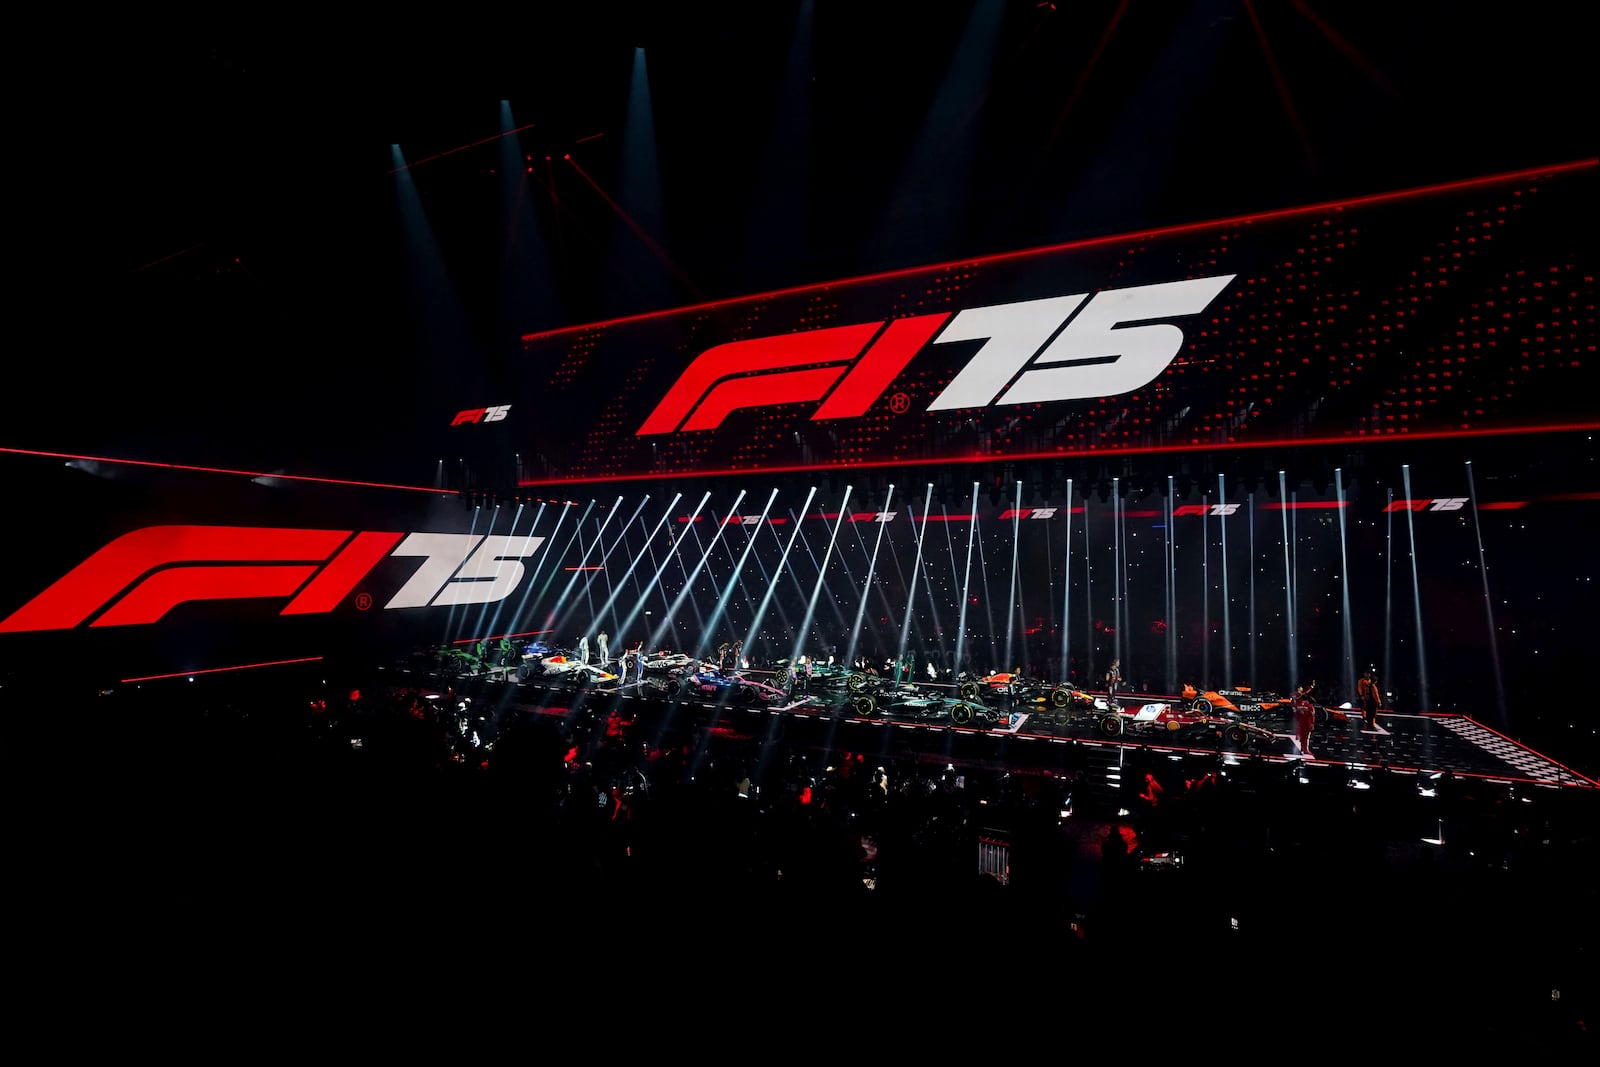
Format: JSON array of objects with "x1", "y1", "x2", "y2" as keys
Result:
[{"x1": 1095, "y1": 700, "x2": 1278, "y2": 747}]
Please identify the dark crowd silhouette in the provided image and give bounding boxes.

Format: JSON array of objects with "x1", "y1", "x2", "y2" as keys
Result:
[{"x1": 25, "y1": 667, "x2": 1596, "y2": 1046}]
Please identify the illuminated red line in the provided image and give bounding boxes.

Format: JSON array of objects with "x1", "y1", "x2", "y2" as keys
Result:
[
  {"x1": 521, "y1": 158, "x2": 1596, "y2": 343},
  {"x1": 1120, "y1": 509, "x2": 1162, "y2": 517},
  {"x1": 1540, "y1": 491, "x2": 1600, "y2": 502},
  {"x1": 388, "y1": 122, "x2": 538, "y2": 174},
  {"x1": 121, "y1": 655, "x2": 323, "y2": 684},
  {"x1": 925, "y1": 514, "x2": 977, "y2": 521},
  {"x1": 451, "y1": 629, "x2": 553, "y2": 645},
  {"x1": 574, "y1": 131, "x2": 605, "y2": 143},
  {"x1": 2, "y1": 447, "x2": 459, "y2": 495},
  {"x1": 1476, "y1": 501, "x2": 1529, "y2": 510},
  {"x1": 518, "y1": 421, "x2": 1600, "y2": 488},
  {"x1": 1259, "y1": 501, "x2": 1348, "y2": 510}
]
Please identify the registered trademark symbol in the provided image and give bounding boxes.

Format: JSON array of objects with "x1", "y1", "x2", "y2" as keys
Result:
[
  {"x1": 888, "y1": 392, "x2": 911, "y2": 414},
  {"x1": 355, "y1": 592, "x2": 373, "y2": 611}
]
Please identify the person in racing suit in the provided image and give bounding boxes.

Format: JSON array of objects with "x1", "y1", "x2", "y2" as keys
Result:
[
  {"x1": 1292, "y1": 681, "x2": 1317, "y2": 758},
  {"x1": 1357, "y1": 670, "x2": 1382, "y2": 731}
]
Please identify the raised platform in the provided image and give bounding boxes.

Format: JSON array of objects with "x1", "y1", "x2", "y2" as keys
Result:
[{"x1": 408, "y1": 666, "x2": 1598, "y2": 792}]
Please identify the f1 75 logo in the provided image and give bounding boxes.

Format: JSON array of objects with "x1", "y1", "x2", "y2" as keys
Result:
[
  {"x1": 453, "y1": 405, "x2": 512, "y2": 426},
  {"x1": 638, "y1": 275, "x2": 1235, "y2": 434},
  {"x1": 0, "y1": 525, "x2": 546, "y2": 632},
  {"x1": 1383, "y1": 498, "x2": 1468, "y2": 513},
  {"x1": 1174, "y1": 504, "x2": 1242, "y2": 516}
]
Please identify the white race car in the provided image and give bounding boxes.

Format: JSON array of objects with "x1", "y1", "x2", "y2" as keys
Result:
[
  {"x1": 527, "y1": 654, "x2": 617, "y2": 686},
  {"x1": 641, "y1": 650, "x2": 694, "y2": 672}
]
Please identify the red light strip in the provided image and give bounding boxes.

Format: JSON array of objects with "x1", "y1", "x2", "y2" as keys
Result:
[
  {"x1": 519, "y1": 421, "x2": 1600, "y2": 488},
  {"x1": 451, "y1": 629, "x2": 553, "y2": 646},
  {"x1": 2, "y1": 447, "x2": 459, "y2": 495},
  {"x1": 121, "y1": 655, "x2": 324, "y2": 684},
  {"x1": 388, "y1": 122, "x2": 538, "y2": 174},
  {"x1": 1259, "y1": 501, "x2": 1348, "y2": 510},
  {"x1": 1476, "y1": 501, "x2": 1529, "y2": 511},
  {"x1": 1541, "y1": 491, "x2": 1600, "y2": 502},
  {"x1": 521, "y1": 158, "x2": 1596, "y2": 344}
]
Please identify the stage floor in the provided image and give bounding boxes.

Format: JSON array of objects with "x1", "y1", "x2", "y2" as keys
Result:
[{"x1": 422, "y1": 667, "x2": 1597, "y2": 792}]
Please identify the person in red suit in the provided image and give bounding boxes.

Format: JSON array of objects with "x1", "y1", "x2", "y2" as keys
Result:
[{"x1": 1292, "y1": 681, "x2": 1317, "y2": 758}]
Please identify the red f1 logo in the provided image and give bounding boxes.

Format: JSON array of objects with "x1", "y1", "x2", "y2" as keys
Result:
[
  {"x1": 637, "y1": 275, "x2": 1234, "y2": 434},
  {"x1": 1383, "y1": 498, "x2": 1468, "y2": 513},
  {"x1": 1174, "y1": 504, "x2": 1242, "y2": 516},
  {"x1": 452, "y1": 405, "x2": 512, "y2": 426},
  {"x1": 0, "y1": 525, "x2": 546, "y2": 632}
]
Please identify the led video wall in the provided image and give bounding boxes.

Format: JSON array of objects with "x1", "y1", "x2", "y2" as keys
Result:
[{"x1": 503, "y1": 161, "x2": 1595, "y2": 486}]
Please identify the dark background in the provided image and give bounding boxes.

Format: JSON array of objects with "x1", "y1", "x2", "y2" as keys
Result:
[{"x1": 10, "y1": 1, "x2": 1593, "y2": 481}]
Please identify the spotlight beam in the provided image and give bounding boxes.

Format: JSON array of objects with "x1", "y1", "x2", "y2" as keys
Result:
[
  {"x1": 649, "y1": 491, "x2": 749, "y2": 655},
  {"x1": 744, "y1": 487, "x2": 820, "y2": 669},
  {"x1": 606, "y1": 494, "x2": 692, "y2": 661},
  {"x1": 896, "y1": 485, "x2": 936, "y2": 678},
  {"x1": 786, "y1": 488, "x2": 853, "y2": 669},
  {"x1": 953, "y1": 483, "x2": 981, "y2": 679},
  {"x1": 697, "y1": 490, "x2": 777, "y2": 663},
  {"x1": 541, "y1": 501, "x2": 622, "y2": 644},
  {"x1": 844, "y1": 484, "x2": 896, "y2": 672},
  {"x1": 559, "y1": 495, "x2": 652, "y2": 648}
]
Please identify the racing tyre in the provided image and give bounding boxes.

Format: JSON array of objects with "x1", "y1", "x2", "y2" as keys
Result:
[
  {"x1": 950, "y1": 702, "x2": 975, "y2": 726},
  {"x1": 847, "y1": 672, "x2": 868, "y2": 692},
  {"x1": 959, "y1": 681, "x2": 980, "y2": 701},
  {"x1": 852, "y1": 694, "x2": 876, "y2": 718},
  {"x1": 1099, "y1": 715, "x2": 1123, "y2": 737},
  {"x1": 1049, "y1": 687, "x2": 1071, "y2": 708},
  {"x1": 1225, "y1": 724, "x2": 1249, "y2": 745},
  {"x1": 1192, "y1": 697, "x2": 1212, "y2": 714}
]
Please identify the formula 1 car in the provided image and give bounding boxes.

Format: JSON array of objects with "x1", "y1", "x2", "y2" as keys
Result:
[
  {"x1": 640, "y1": 650, "x2": 694, "y2": 673},
  {"x1": 1094, "y1": 700, "x2": 1279, "y2": 746},
  {"x1": 832, "y1": 684, "x2": 997, "y2": 727},
  {"x1": 526, "y1": 654, "x2": 618, "y2": 687},
  {"x1": 675, "y1": 666, "x2": 791, "y2": 706},
  {"x1": 957, "y1": 672, "x2": 1096, "y2": 712},
  {"x1": 1184, "y1": 684, "x2": 1350, "y2": 726}
]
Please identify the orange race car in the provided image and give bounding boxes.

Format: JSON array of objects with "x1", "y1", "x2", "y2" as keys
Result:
[{"x1": 1182, "y1": 683, "x2": 1350, "y2": 725}]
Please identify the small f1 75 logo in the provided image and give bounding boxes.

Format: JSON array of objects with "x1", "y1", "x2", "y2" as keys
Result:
[
  {"x1": 637, "y1": 275, "x2": 1235, "y2": 434},
  {"x1": 0, "y1": 525, "x2": 545, "y2": 632},
  {"x1": 452, "y1": 405, "x2": 512, "y2": 426},
  {"x1": 1383, "y1": 498, "x2": 1469, "y2": 513},
  {"x1": 1174, "y1": 504, "x2": 1242, "y2": 517}
]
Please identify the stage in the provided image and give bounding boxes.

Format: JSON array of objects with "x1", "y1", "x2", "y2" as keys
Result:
[{"x1": 408, "y1": 663, "x2": 1598, "y2": 794}]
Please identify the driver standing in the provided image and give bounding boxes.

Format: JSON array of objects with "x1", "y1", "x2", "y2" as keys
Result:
[{"x1": 1292, "y1": 681, "x2": 1317, "y2": 758}]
